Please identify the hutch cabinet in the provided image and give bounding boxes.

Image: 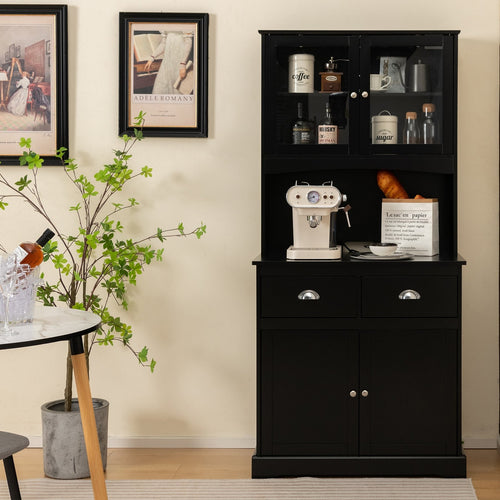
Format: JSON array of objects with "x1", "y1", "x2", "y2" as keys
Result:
[{"x1": 253, "y1": 30, "x2": 465, "y2": 478}]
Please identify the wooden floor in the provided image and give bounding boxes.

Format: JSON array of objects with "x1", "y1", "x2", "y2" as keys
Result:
[{"x1": 1, "y1": 448, "x2": 499, "y2": 499}]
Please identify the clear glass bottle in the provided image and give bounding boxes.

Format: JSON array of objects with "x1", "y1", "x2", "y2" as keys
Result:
[
  {"x1": 422, "y1": 103, "x2": 437, "y2": 144},
  {"x1": 403, "y1": 111, "x2": 420, "y2": 144},
  {"x1": 292, "y1": 102, "x2": 313, "y2": 145},
  {"x1": 317, "y1": 102, "x2": 337, "y2": 144}
]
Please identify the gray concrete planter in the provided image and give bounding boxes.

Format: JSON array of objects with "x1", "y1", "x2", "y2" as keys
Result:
[{"x1": 41, "y1": 398, "x2": 109, "y2": 479}]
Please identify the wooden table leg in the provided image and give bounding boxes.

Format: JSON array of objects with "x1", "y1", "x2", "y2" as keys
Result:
[{"x1": 70, "y1": 337, "x2": 108, "y2": 500}]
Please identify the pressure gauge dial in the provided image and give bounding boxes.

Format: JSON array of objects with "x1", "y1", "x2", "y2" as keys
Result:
[{"x1": 307, "y1": 190, "x2": 320, "y2": 204}]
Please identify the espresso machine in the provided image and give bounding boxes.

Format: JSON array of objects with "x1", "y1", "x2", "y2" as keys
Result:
[{"x1": 286, "y1": 181, "x2": 351, "y2": 260}]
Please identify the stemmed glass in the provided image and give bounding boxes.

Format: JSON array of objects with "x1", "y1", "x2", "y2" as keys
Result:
[{"x1": 0, "y1": 254, "x2": 29, "y2": 336}]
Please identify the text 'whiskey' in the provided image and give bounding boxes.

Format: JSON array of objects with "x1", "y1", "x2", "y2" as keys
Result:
[{"x1": 318, "y1": 103, "x2": 337, "y2": 144}]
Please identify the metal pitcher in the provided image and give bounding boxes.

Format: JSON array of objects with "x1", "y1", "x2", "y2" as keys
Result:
[{"x1": 409, "y1": 59, "x2": 428, "y2": 92}]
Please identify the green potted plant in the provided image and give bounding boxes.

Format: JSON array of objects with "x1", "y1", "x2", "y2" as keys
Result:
[{"x1": 0, "y1": 113, "x2": 206, "y2": 478}]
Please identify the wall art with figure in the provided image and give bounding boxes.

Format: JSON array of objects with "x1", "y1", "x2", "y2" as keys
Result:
[
  {"x1": 0, "y1": 5, "x2": 67, "y2": 165},
  {"x1": 119, "y1": 13, "x2": 208, "y2": 138}
]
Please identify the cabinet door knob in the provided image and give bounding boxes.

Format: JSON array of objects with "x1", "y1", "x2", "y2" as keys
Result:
[
  {"x1": 350, "y1": 91, "x2": 358, "y2": 99},
  {"x1": 361, "y1": 390, "x2": 369, "y2": 397},
  {"x1": 349, "y1": 390, "x2": 357, "y2": 398},
  {"x1": 361, "y1": 91, "x2": 369, "y2": 98},
  {"x1": 398, "y1": 289, "x2": 421, "y2": 300},
  {"x1": 298, "y1": 289, "x2": 320, "y2": 301}
]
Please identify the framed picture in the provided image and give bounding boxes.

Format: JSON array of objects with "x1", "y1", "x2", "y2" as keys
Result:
[
  {"x1": 119, "y1": 12, "x2": 209, "y2": 138},
  {"x1": 0, "y1": 5, "x2": 68, "y2": 165}
]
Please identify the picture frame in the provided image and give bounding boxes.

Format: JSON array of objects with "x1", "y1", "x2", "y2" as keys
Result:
[
  {"x1": 0, "y1": 5, "x2": 68, "y2": 165},
  {"x1": 119, "y1": 12, "x2": 209, "y2": 138}
]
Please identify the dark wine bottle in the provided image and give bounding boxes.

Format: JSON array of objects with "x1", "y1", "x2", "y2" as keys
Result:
[{"x1": 292, "y1": 102, "x2": 313, "y2": 144}]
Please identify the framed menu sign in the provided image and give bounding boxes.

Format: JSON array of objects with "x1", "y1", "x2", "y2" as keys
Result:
[{"x1": 119, "y1": 12, "x2": 209, "y2": 138}]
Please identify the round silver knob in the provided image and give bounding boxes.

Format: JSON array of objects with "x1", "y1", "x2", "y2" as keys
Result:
[
  {"x1": 361, "y1": 91, "x2": 369, "y2": 98},
  {"x1": 398, "y1": 289, "x2": 421, "y2": 300},
  {"x1": 349, "y1": 390, "x2": 357, "y2": 398},
  {"x1": 361, "y1": 390, "x2": 369, "y2": 397},
  {"x1": 350, "y1": 91, "x2": 358, "y2": 99}
]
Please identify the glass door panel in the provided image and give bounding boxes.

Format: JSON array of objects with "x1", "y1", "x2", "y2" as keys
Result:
[
  {"x1": 263, "y1": 34, "x2": 352, "y2": 154},
  {"x1": 361, "y1": 35, "x2": 445, "y2": 154}
]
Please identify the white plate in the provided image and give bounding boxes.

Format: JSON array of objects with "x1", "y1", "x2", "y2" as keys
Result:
[{"x1": 349, "y1": 252, "x2": 413, "y2": 261}]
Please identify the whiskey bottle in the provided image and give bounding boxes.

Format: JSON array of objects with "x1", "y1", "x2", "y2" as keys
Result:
[
  {"x1": 13, "y1": 228, "x2": 55, "y2": 269},
  {"x1": 317, "y1": 102, "x2": 337, "y2": 144},
  {"x1": 292, "y1": 102, "x2": 313, "y2": 144}
]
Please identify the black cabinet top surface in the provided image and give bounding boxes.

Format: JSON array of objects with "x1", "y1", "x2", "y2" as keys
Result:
[
  {"x1": 259, "y1": 30, "x2": 460, "y2": 36},
  {"x1": 253, "y1": 253, "x2": 466, "y2": 266}
]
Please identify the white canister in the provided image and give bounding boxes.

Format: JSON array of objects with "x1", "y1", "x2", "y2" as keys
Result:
[
  {"x1": 371, "y1": 110, "x2": 398, "y2": 144},
  {"x1": 288, "y1": 54, "x2": 314, "y2": 93}
]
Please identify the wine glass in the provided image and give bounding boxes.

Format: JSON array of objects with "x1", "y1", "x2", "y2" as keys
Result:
[{"x1": 0, "y1": 254, "x2": 27, "y2": 336}]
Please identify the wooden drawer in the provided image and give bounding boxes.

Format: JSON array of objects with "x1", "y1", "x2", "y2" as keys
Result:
[
  {"x1": 260, "y1": 275, "x2": 358, "y2": 318},
  {"x1": 362, "y1": 275, "x2": 458, "y2": 318}
]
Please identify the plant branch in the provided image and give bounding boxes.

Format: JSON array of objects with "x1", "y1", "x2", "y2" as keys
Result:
[{"x1": 0, "y1": 117, "x2": 204, "y2": 410}]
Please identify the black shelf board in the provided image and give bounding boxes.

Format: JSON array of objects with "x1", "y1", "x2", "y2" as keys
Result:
[
  {"x1": 370, "y1": 91, "x2": 443, "y2": 98},
  {"x1": 277, "y1": 91, "x2": 442, "y2": 98},
  {"x1": 262, "y1": 155, "x2": 455, "y2": 174}
]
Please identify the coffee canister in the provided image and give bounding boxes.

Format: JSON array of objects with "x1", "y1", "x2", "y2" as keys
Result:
[
  {"x1": 371, "y1": 110, "x2": 398, "y2": 144},
  {"x1": 289, "y1": 54, "x2": 314, "y2": 93}
]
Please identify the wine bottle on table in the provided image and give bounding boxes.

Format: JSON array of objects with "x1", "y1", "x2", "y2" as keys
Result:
[{"x1": 12, "y1": 228, "x2": 55, "y2": 269}]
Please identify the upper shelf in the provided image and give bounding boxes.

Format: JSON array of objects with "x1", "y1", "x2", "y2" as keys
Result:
[{"x1": 262, "y1": 154, "x2": 456, "y2": 175}]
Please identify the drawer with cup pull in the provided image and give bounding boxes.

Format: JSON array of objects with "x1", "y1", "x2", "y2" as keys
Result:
[
  {"x1": 361, "y1": 275, "x2": 458, "y2": 318},
  {"x1": 260, "y1": 275, "x2": 359, "y2": 318}
]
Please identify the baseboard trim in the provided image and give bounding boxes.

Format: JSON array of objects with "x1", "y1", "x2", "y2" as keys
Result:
[
  {"x1": 26, "y1": 435, "x2": 496, "y2": 450},
  {"x1": 27, "y1": 435, "x2": 256, "y2": 449},
  {"x1": 463, "y1": 437, "x2": 497, "y2": 449}
]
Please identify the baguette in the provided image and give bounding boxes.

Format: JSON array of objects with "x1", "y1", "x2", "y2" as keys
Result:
[{"x1": 377, "y1": 170, "x2": 409, "y2": 199}]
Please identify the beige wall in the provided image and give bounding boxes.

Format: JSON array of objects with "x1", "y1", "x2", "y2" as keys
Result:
[{"x1": 0, "y1": 0, "x2": 498, "y2": 448}]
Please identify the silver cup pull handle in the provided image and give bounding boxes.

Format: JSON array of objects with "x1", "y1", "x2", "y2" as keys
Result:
[
  {"x1": 298, "y1": 289, "x2": 320, "y2": 301},
  {"x1": 398, "y1": 289, "x2": 421, "y2": 300}
]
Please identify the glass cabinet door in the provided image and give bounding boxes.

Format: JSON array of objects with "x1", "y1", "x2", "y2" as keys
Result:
[
  {"x1": 261, "y1": 34, "x2": 355, "y2": 155},
  {"x1": 359, "y1": 34, "x2": 454, "y2": 155}
]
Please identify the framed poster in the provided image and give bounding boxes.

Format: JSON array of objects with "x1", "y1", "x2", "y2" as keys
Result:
[
  {"x1": 0, "y1": 5, "x2": 68, "y2": 165},
  {"x1": 119, "y1": 12, "x2": 208, "y2": 138}
]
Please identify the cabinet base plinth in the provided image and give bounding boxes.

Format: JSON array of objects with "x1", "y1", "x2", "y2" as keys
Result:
[{"x1": 251, "y1": 455, "x2": 466, "y2": 478}]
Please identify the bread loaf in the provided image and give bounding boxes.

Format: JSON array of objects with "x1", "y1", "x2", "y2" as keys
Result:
[{"x1": 377, "y1": 170, "x2": 409, "y2": 199}]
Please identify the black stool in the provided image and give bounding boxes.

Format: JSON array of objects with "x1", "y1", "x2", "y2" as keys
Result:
[{"x1": 0, "y1": 431, "x2": 29, "y2": 500}]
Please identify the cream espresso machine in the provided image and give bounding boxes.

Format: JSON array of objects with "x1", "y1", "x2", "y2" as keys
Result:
[{"x1": 286, "y1": 182, "x2": 351, "y2": 260}]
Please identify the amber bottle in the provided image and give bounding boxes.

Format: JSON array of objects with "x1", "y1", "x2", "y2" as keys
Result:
[{"x1": 13, "y1": 228, "x2": 55, "y2": 269}]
